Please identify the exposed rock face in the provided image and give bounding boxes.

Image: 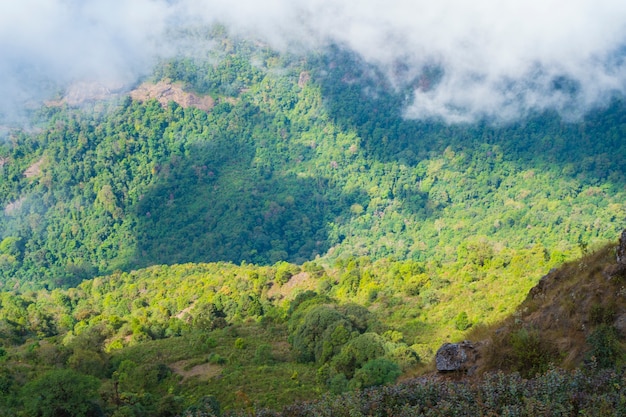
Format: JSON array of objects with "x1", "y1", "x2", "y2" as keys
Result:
[
  {"x1": 604, "y1": 230, "x2": 626, "y2": 280},
  {"x1": 529, "y1": 268, "x2": 559, "y2": 300},
  {"x1": 298, "y1": 71, "x2": 311, "y2": 88},
  {"x1": 614, "y1": 314, "x2": 626, "y2": 338},
  {"x1": 618, "y1": 229, "x2": 626, "y2": 264},
  {"x1": 130, "y1": 81, "x2": 215, "y2": 111},
  {"x1": 435, "y1": 341, "x2": 479, "y2": 373}
]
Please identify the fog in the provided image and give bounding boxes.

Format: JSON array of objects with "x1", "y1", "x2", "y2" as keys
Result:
[{"x1": 2, "y1": 0, "x2": 626, "y2": 123}]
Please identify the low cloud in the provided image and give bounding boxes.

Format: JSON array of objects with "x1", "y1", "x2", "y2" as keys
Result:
[
  {"x1": 2, "y1": 0, "x2": 626, "y2": 123},
  {"x1": 0, "y1": 0, "x2": 172, "y2": 122}
]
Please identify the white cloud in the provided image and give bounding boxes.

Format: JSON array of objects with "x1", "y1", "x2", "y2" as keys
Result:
[{"x1": 1, "y1": 0, "x2": 626, "y2": 122}]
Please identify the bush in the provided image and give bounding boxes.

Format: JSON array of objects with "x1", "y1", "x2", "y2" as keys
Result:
[
  {"x1": 290, "y1": 305, "x2": 346, "y2": 363},
  {"x1": 181, "y1": 395, "x2": 221, "y2": 417},
  {"x1": 508, "y1": 327, "x2": 557, "y2": 377},
  {"x1": 254, "y1": 344, "x2": 274, "y2": 365},
  {"x1": 454, "y1": 311, "x2": 471, "y2": 331},
  {"x1": 587, "y1": 324, "x2": 621, "y2": 368},
  {"x1": 234, "y1": 338, "x2": 246, "y2": 349},
  {"x1": 331, "y1": 333, "x2": 386, "y2": 378},
  {"x1": 22, "y1": 369, "x2": 101, "y2": 417},
  {"x1": 275, "y1": 262, "x2": 299, "y2": 286},
  {"x1": 589, "y1": 303, "x2": 616, "y2": 325},
  {"x1": 328, "y1": 372, "x2": 349, "y2": 395},
  {"x1": 350, "y1": 358, "x2": 401, "y2": 389},
  {"x1": 208, "y1": 353, "x2": 226, "y2": 365}
]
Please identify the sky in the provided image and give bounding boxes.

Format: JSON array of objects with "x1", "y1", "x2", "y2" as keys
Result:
[{"x1": 1, "y1": 0, "x2": 626, "y2": 123}]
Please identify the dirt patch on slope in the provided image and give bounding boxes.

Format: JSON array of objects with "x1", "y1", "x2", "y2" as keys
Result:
[
  {"x1": 175, "y1": 301, "x2": 196, "y2": 320},
  {"x1": 24, "y1": 157, "x2": 45, "y2": 178},
  {"x1": 130, "y1": 81, "x2": 215, "y2": 111},
  {"x1": 267, "y1": 272, "x2": 317, "y2": 300},
  {"x1": 4, "y1": 196, "x2": 25, "y2": 215},
  {"x1": 170, "y1": 360, "x2": 223, "y2": 383}
]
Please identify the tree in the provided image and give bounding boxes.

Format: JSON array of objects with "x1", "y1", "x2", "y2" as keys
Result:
[
  {"x1": 350, "y1": 358, "x2": 401, "y2": 389},
  {"x1": 290, "y1": 305, "x2": 345, "y2": 363},
  {"x1": 21, "y1": 369, "x2": 101, "y2": 417},
  {"x1": 331, "y1": 332, "x2": 386, "y2": 378}
]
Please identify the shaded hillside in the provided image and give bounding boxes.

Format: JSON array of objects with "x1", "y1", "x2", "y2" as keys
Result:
[{"x1": 469, "y1": 231, "x2": 626, "y2": 376}]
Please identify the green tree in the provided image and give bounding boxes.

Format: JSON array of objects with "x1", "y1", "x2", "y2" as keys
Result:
[
  {"x1": 331, "y1": 332, "x2": 386, "y2": 378},
  {"x1": 21, "y1": 369, "x2": 101, "y2": 417},
  {"x1": 290, "y1": 305, "x2": 345, "y2": 363},
  {"x1": 350, "y1": 357, "x2": 401, "y2": 389},
  {"x1": 587, "y1": 324, "x2": 621, "y2": 368}
]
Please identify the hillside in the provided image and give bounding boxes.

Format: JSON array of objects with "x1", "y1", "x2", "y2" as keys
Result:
[
  {"x1": 471, "y1": 230, "x2": 626, "y2": 376},
  {"x1": 0, "y1": 30, "x2": 626, "y2": 416},
  {"x1": 1, "y1": 35, "x2": 625, "y2": 290},
  {"x1": 252, "y1": 231, "x2": 626, "y2": 416},
  {"x1": 0, "y1": 232, "x2": 624, "y2": 416}
]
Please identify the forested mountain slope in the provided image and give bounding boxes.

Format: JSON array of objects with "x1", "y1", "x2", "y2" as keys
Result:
[
  {"x1": 1, "y1": 31, "x2": 626, "y2": 416},
  {"x1": 1, "y1": 34, "x2": 624, "y2": 290}
]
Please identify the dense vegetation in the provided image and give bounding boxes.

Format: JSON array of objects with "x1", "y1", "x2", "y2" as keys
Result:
[
  {"x1": 0, "y1": 262, "x2": 418, "y2": 415},
  {"x1": 1, "y1": 33, "x2": 624, "y2": 289},
  {"x1": 1, "y1": 29, "x2": 626, "y2": 415},
  {"x1": 0, "y1": 241, "x2": 624, "y2": 416},
  {"x1": 224, "y1": 368, "x2": 626, "y2": 416}
]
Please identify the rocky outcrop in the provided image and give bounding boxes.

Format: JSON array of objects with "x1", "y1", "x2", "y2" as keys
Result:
[
  {"x1": 435, "y1": 341, "x2": 479, "y2": 373},
  {"x1": 605, "y1": 229, "x2": 626, "y2": 280},
  {"x1": 130, "y1": 81, "x2": 215, "y2": 111},
  {"x1": 529, "y1": 268, "x2": 559, "y2": 300},
  {"x1": 617, "y1": 229, "x2": 626, "y2": 264},
  {"x1": 614, "y1": 314, "x2": 626, "y2": 338}
]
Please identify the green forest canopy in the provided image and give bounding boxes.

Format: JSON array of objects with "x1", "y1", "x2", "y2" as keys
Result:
[
  {"x1": 0, "y1": 35, "x2": 623, "y2": 290},
  {"x1": 0, "y1": 32, "x2": 625, "y2": 415}
]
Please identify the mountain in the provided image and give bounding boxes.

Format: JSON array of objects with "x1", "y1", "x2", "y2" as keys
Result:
[
  {"x1": 1, "y1": 31, "x2": 626, "y2": 415},
  {"x1": 1, "y1": 34, "x2": 624, "y2": 290}
]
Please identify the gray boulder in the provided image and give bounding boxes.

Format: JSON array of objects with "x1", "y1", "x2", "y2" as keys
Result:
[{"x1": 435, "y1": 341, "x2": 478, "y2": 373}]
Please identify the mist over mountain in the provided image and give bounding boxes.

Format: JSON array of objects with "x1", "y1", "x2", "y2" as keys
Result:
[
  {"x1": 2, "y1": 6, "x2": 626, "y2": 415},
  {"x1": 2, "y1": 0, "x2": 626, "y2": 123}
]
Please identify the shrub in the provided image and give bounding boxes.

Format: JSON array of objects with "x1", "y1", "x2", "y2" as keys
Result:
[
  {"x1": 587, "y1": 324, "x2": 621, "y2": 368},
  {"x1": 350, "y1": 358, "x2": 401, "y2": 389},
  {"x1": 208, "y1": 353, "x2": 226, "y2": 365},
  {"x1": 182, "y1": 395, "x2": 221, "y2": 417},
  {"x1": 203, "y1": 336, "x2": 218, "y2": 349},
  {"x1": 290, "y1": 305, "x2": 346, "y2": 363},
  {"x1": 328, "y1": 373, "x2": 349, "y2": 395},
  {"x1": 508, "y1": 327, "x2": 558, "y2": 377},
  {"x1": 589, "y1": 303, "x2": 616, "y2": 325},
  {"x1": 454, "y1": 311, "x2": 471, "y2": 331},
  {"x1": 21, "y1": 369, "x2": 101, "y2": 417},
  {"x1": 275, "y1": 262, "x2": 299, "y2": 286},
  {"x1": 234, "y1": 338, "x2": 246, "y2": 349},
  {"x1": 387, "y1": 346, "x2": 420, "y2": 370},
  {"x1": 331, "y1": 333, "x2": 386, "y2": 378},
  {"x1": 253, "y1": 344, "x2": 274, "y2": 365}
]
